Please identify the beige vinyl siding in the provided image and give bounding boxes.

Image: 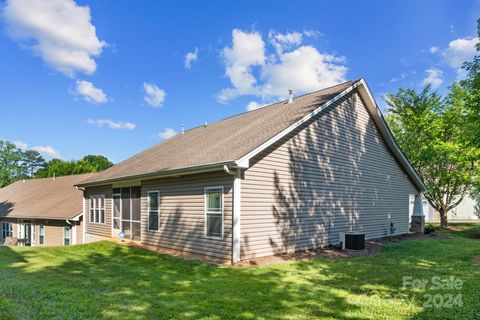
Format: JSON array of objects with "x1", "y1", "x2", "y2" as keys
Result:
[
  {"x1": 84, "y1": 186, "x2": 113, "y2": 239},
  {"x1": 30, "y1": 219, "x2": 71, "y2": 246},
  {"x1": 76, "y1": 219, "x2": 83, "y2": 244},
  {"x1": 141, "y1": 171, "x2": 233, "y2": 261},
  {"x1": 42, "y1": 221, "x2": 67, "y2": 246},
  {"x1": 0, "y1": 218, "x2": 74, "y2": 246},
  {"x1": 241, "y1": 91, "x2": 418, "y2": 259}
]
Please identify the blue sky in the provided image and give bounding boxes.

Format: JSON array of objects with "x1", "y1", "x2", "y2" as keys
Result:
[{"x1": 0, "y1": 0, "x2": 479, "y2": 163}]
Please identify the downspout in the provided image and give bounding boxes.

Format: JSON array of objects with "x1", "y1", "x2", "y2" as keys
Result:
[
  {"x1": 224, "y1": 165, "x2": 241, "y2": 264},
  {"x1": 82, "y1": 191, "x2": 86, "y2": 244}
]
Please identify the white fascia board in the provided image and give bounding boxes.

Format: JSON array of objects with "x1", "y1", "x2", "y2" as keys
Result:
[
  {"x1": 235, "y1": 78, "x2": 427, "y2": 193},
  {"x1": 71, "y1": 212, "x2": 83, "y2": 221},
  {"x1": 236, "y1": 81, "x2": 360, "y2": 167},
  {"x1": 356, "y1": 79, "x2": 428, "y2": 192}
]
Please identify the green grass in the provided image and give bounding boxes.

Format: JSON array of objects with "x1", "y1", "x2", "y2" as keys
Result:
[{"x1": 1, "y1": 225, "x2": 480, "y2": 320}]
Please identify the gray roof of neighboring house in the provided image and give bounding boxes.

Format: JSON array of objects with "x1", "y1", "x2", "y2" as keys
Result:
[
  {"x1": 77, "y1": 79, "x2": 426, "y2": 192},
  {"x1": 0, "y1": 173, "x2": 97, "y2": 220},
  {"x1": 78, "y1": 80, "x2": 356, "y2": 185}
]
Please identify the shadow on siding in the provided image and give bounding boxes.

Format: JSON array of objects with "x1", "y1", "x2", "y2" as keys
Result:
[{"x1": 264, "y1": 93, "x2": 408, "y2": 255}]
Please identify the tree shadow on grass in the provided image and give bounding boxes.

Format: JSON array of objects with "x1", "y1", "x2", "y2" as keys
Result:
[
  {"x1": 0, "y1": 242, "x2": 368, "y2": 320},
  {"x1": 1, "y1": 232, "x2": 479, "y2": 319}
]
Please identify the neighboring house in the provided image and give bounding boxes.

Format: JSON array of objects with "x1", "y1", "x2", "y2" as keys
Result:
[
  {"x1": 0, "y1": 173, "x2": 96, "y2": 246},
  {"x1": 76, "y1": 79, "x2": 427, "y2": 264},
  {"x1": 448, "y1": 194, "x2": 478, "y2": 221},
  {"x1": 414, "y1": 194, "x2": 479, "y2": 222}
]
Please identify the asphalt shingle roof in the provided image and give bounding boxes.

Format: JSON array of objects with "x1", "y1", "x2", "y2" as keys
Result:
[
  {"x1": 80, "y1": 80, "x2": 356, "y2": 185},
  {"x1": 0, "y1": 173, "x2": 97, "y2": 220}
]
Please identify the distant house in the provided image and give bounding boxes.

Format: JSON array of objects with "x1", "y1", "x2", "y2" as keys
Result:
[
  {"x1": 76, "y1": 79, "x2": 427, "y2": 264},
  {"x1": 411, "y1": 194, "x2": 479, "y2": 222},
  {"x1": 0, "y1": 174, "x2": 95, "y2": 246}
]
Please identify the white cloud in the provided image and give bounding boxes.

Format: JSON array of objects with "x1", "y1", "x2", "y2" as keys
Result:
[
  {"x1": 158, "y1": 128, "x2": 177, "y2": 139},
  {"x1": 303, "y1": 29, "x2": 322, "y2": 38},
  {"x1": 269, "y1": 30, "x2": 303, "y2": 54},
  {"x1": 87, "y1": 119, "x2": 136, "y2": 130},
  {"x1": 3, "y1": 0, "x2": 106, "y2": 77},
  {"x1": 32, "y1": 146, "x2": 62, "y2": 159},
  {"x1": 217, "y1": 29, "x2": 266, "y2": 103},
  {"x1": 422, "y1": 68, "x2": 444, "y2": 89},
  {"x1": 442, "y1": 37, "x2": 477, "y2": 71},
  {"x1": 246, "y1": 101, "x2": 265, "y2": 111},
  {"x1": 261, "y1": 46, "x2": 347, "y2": 98},
  {"x1": 218, "y1": 29, "x2": 347, "y2": 104},
  {"x1": 75, "y1": 80, "x2": 108, "y2": 104},
  {"x1": 390, "y1": 72, "x2": 408, "y2": 83},
  {"x1": 429, "y1": 46, "x2": 439, "y2": 54},
  {"x1": 184, "y1": 47, "x2": 199, "y2": 69},
  {"x1": 13, "y1": 140, "x2": 28, "y2": 150},
  {"x1": 143, "y1": 83, "x2": 166, "y2": 107}
]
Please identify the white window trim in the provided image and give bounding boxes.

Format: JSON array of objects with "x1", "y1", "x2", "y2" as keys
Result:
[
  {"x1": 89, "y1": 194, "x2": 106, "y2": 224},
  {"x1": 64, "y1": 226, "x2": 71, "y2": 245},
  {"x1": 204, "y1": 186, "x2": 224, "y2": 240},
  {"x1": 31, "y1": 225, "x2": 36, "y2": 246},
  {"x1": 147, "y1": 190, "x2": 160, "y2": 232},
  {"x1": 39, "y1": 224, "x2": 45, "y2": 246}
]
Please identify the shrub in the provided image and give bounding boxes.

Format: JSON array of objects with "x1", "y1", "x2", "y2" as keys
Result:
[{"x1": 424, "y1": 224, "x2": 436, "y2": 234}]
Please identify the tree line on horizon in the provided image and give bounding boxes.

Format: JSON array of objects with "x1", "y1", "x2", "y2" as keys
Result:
[{"x1": 0, "y1": 141, "x2": 113, "y2": 188}]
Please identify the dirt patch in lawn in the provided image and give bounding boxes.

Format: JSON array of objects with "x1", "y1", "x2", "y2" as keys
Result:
[
  {"x1": 237, "y1": 233, "x2": 444, "y2": 267},
  {"x1": 475, "y1": 257, "x2": 480, "y2": 266}
]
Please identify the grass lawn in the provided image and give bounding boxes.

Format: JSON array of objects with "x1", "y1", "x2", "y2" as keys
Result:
[{"x1": 0, "y1": 225, "x2": 479, "y2": 320}]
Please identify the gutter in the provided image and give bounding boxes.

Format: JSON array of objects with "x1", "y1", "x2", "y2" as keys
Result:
[
  {"x1": 75, "y1": 161, "x2": 241, "y2": 188},
  {"x1": 0, "y1": 213, "x2": 83, "y2": 221}
]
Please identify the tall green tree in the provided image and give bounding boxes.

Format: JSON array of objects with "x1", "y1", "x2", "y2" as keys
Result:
[
  {"x1": 21, "y1": 150, "x2": 46, "y2": 178},
  {"x1": 34, "y1": 155, "x2": 113, "y2": 179},
  {"x1": 458, "y1": 18, "x2": 480, "y2": 147},
  {"x1": 385, "y1": 86, "x2": 480, "y2": 227},
  {"x1": 81, "y1": 155, "x2": 113, "y2": 171},
  {"x1": 0, "y1": 140, "x2": 23, "y2": 187}
]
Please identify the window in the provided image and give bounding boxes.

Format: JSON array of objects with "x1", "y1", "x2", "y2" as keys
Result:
[
  {"x1": 148, "y1": 191, "x2": 160, "y2": 231},
  {"x1": 39, "y1": 225, "x2": 45, "y2": 245},
  {"x1": 205, "y1": 187, "x2": 224, "y2": 238},
  {"x1": 90, "y1": 197, "x2": 95, "y2": 223},
  {"x1": 64, "y1": 226, "x2": 71, "y2": 245},
  {"x1": 2, "y1": 223, "x2": 12, "y2": 239},
  {"x1": 89, "y1": 195, "x2": 105, "y2": 223}
]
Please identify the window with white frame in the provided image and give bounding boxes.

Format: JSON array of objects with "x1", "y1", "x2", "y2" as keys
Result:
[
  {"x1": 205, "y1": 187, "x2": 224, "y2": 238},
  {"x1": 148, "y1": 191, "x2": 160, "y2": 231},
  {"x1": 64, "y1": 226, "x2": 71, "y2": 245},
  {"x1": 89, "y1": 195, "x2": 105, "y2": 224},
  {"x1": 2, "y1": 222, "x2": 12, "y2": 239},
  {"x1": 39, "y1": 225, "x2": 45, "y2": 245}
]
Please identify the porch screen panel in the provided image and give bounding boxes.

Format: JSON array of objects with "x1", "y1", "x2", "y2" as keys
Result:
[
  {"x1": 132, "y1": 222, "x2": 141, "y2": 241},
  {"x1": 121, "y1": 188, "x2": 131, "y2": 220},
  {"x1": 122, "y1": 220, "x2": 131, "y2": 238},
  {"x1": 131, "y1": 187, "x2": 141, "y2": 222},
  {"x1": 113, "y1": 195, "x2": 121, "y2": 229}
]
